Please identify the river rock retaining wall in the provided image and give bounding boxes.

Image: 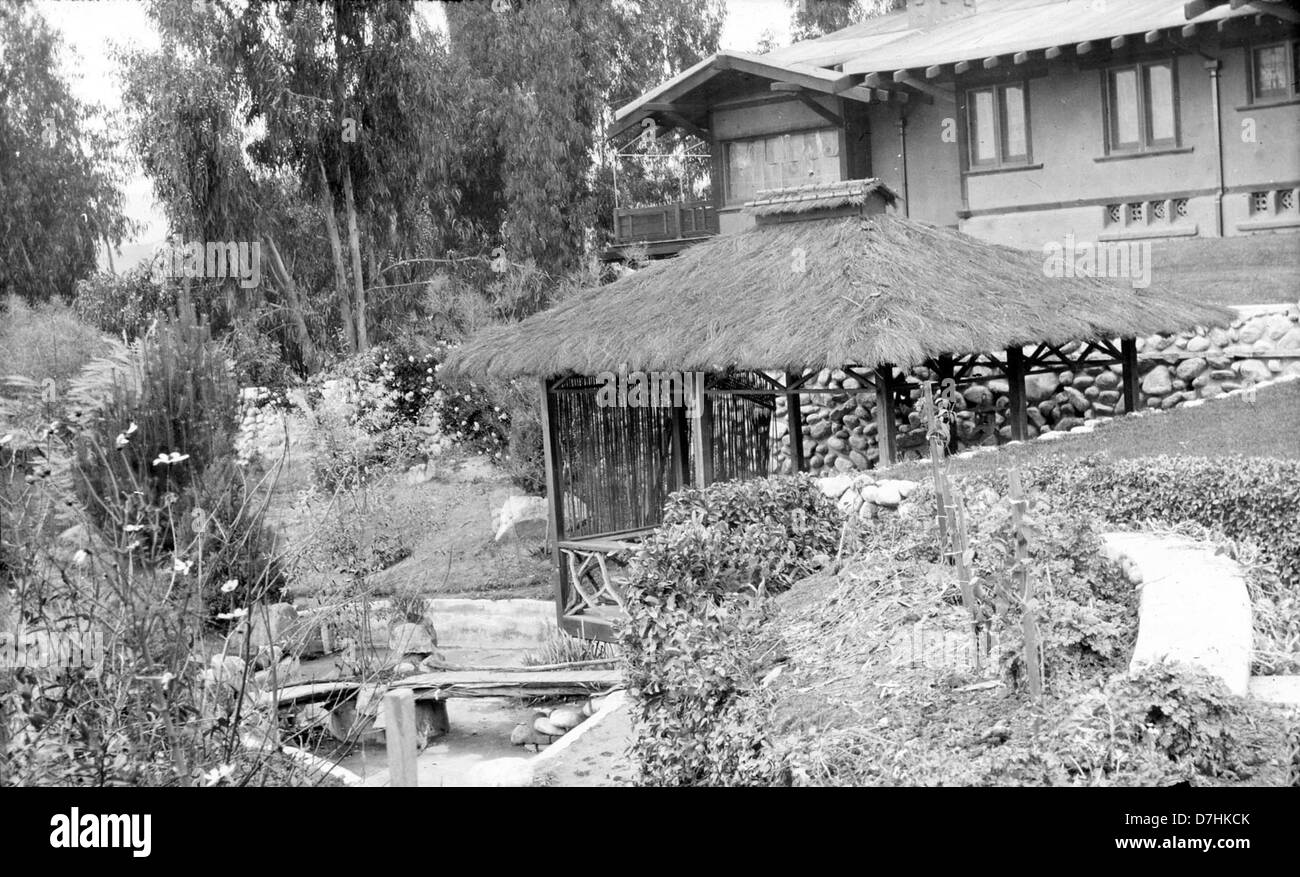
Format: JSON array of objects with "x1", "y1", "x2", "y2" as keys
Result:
[{"x1": 771, "y1": 303, "x2": 1300, "y2": 473}]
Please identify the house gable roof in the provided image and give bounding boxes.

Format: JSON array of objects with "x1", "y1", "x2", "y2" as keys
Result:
[{"x1": 612, "y1": 0, "x2": 1296, "y2": 131}]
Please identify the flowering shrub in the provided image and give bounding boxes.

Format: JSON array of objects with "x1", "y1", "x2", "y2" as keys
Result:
[{"x1": 430, "y1": 379, "x2": 509, "y2": 457}]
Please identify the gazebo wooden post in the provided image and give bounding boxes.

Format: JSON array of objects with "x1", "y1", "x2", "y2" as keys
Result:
[
  {"x1": 670, "y1": 404, "x2": 691, "y2": 489},
  {"x1": 1005, "y1": 346, "x2": 1028, "y2": 441},
  {"x1": 873, "y1": 363, "x2": 899, "y2": 467},
  {"x1": 538, "y1": 378, "x2": 568, "y2": 624},
  {"x1": 690, "y1": 371, "x2": 714, "y2": 487},
  {"x1": 784, "y1": 370, "x2": 806, "y2": 474},
  {"x1": 1120, "y1": 337, "x2": 1140, "y2": 414}
]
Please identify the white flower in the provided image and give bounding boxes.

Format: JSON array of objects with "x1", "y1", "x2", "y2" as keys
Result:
[
  {"x1": 220, "y1": 579, "x2": 239, "y2": 593},
  {"x1": 73, "y1": 549, "x2": 89, "y2": 565},
  {"x1": 152, "y1": 452, "x2": 191, "y2": 466},
  {"x1": 216, "y1": 608, "x2": 247, "y2": 621},
  {"x1": 126, "y1": 422, "x2": 138, "y2": 435},
  {"x1": 0, "y1": 434, "x2": 12, "y2": 445},
  {"x1": 115, "y1": 433, "x2": 129, "y2": 448},
  {"x1": 123, "y1": 524, "x2": 144, "y2": 532},
  {"x1": 173, "y1": 558, "x2": 193, "y2": 575}
]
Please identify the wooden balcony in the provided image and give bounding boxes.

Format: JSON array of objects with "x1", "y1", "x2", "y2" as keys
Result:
[{"x1": 604, "y1": 200, "x2": 719, "y2": 260}]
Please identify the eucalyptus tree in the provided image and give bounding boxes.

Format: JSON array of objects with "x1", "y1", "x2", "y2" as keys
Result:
[{"x1": 0, "y1": 5, "x2": 132, "y2": 304}]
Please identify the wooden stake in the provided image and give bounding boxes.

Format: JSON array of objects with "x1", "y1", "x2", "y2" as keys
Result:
[{"x1": 384, "y1": 689, "x2": 419, "y2": 788}]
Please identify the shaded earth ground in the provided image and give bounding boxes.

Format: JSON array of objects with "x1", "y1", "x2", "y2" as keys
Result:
[{"x1": 263, "y1": 439, "x2": 552, "y2": 603}]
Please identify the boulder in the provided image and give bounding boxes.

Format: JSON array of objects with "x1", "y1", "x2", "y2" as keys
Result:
[
  {"x1": 1236, "y1": 359, "x2": 1272, "y2": 384},
  {"x1": 389, "y1": 621, "x2": 438, "y2": 656},
  {"x1": 1140, "y1": 365, "x2": 1173, "y2": 396},
  {"x1": 494, "y1": 495, "x2": 549, "y2": 543},
  {"x1": 816, "y1": 474, "x2": 854, "y2": 500},
  {"x1": 1025, "y1": 373, "x2": 1060, "y2": 403},
  {"x1": 1276, "y1": 327, "x2": 1300, "y2": 350},
  {"x1": 1093, "y1": 370, "x2": 1120, "y2": 391},
  {"x1": 1185, "y1": 336, "x2": 1211, "y2": 353},
  {"x1": 1175, "y1": 357, "x2": 1206, "y2": 381}
]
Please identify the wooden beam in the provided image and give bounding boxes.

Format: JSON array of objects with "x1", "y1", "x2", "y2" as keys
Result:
[
  {"x1": 840, "y1": 84, "x2": 879, "y2": 103},
  {"x1": 864, "y1": 72, "x2": 887, "y2": 88},
  {"x1": 982, "y1": 55, "x2": 1001, "y2": 69},
  {"x1": 384, "y1": 689, "x2": 419, "y2": 788},
  {"x1": 1182, "y1": 23, "x2": 1198, "y2": 37},
  {"x1": 1006, "y1": 347, "x2": 1028, "y2": 442},
  {"x1": 1077, "y1": 40, "x2": 1094, "y2": 55},
  {"x1": 1121, "y1": 338, "x2": 1141, "y2": 415},
  {"x1": 690, "y1": 372, "x2": 713, "y2": 487},
  {"x1": 1184, "y1": 0, "x2": 1212, "y2": 17},
  {"x1": 795, "y1": 91, "x2": 844, "y2": 126},
  {"x1": 1111, "y1": 35, "x2": 1127, "y2": 50},
  {"x1": 539, "y1": 378, "x2": 569, "y2": 626},
  {"x1": 873, "y1": 365, "x2": 899, "y2": 467},
  {"x1": 1144, "y1": 29, "x2": 1162, "y2": 44},
  {"x1": 895, "y1": 75, "x2": 945, "y2": 104},
  {"x1": 925, "y1": 64, "x2": 945, "y2": 79},
  {"x1": 1045, "y1": 46, "x2": 1063, "y2": 60},
  {"x1": 659, "y1": 110, "x2": 710, "y2": 143},
  {"x1": 1013, "y1": 51, "x2": 1030, "y2": 65},
  {"x1": 785, "y1": 371, "x2": 806, "y2": 474},
  {"x1": 670, "y1": 400, "x2": 691, "y2": 490},
  {"x1": 770, "y1": 81, "x2": 845, "y2": 124}
]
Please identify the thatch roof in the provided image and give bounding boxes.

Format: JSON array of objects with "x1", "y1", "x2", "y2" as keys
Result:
[
  {"x1": 447, "y1": 213, "x2": 1234, "y2": 380},
  {"x1": 748, "y1": 179, "x2": 899, "y2": 217}
]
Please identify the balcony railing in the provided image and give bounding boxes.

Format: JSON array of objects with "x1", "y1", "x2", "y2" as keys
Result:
[{"x1": 612, "y1": 200, "x2": 719, "y2": 246}]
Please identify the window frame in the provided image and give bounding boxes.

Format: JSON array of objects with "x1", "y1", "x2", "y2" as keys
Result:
[
  {"x1": 964, "y1": 81, "x2": 1033, "y2": 169},
  {"x1": 1102, "y1": 59, "x2": 1181, "y2": 154},
  {"x1": 1247, "y1": 40, "x2": 1300, "y2": 104},
  {"x1": 721, "y1": 126, "x2": 843, "y2": 207}
]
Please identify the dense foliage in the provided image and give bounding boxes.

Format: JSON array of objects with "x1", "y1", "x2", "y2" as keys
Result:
[
  {"x1": 0, "y1": 6, "x2": 133, "y2": 305},
  {"x1": 621, "y1": 475, "x2": 841, "y2": 786},
  {"x1": 1024, "y1": 455, "x2": 1300, "y2": 590}
]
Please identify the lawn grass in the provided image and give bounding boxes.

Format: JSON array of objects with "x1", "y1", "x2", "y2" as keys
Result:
[
  {"x1": 1150, "y1": 232, "x2": 1300, "y2": 307},
  {"x1": 885, "y1": 378, "x2": 1300, "y2": 479}
]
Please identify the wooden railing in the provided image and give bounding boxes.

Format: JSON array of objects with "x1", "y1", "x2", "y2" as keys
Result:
[{"x1": 612, "y1": 200, "x2": 719, "y2": 246}]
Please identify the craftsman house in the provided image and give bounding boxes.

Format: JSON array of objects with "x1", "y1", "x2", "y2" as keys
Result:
[{"x1": 605, "y1": 0, "x2": 1300, "y2": 257}]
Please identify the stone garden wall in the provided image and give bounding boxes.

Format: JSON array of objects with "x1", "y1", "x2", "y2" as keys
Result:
[{"x1": 771, "y1": 303, "x2": 1300, "y2": 473}]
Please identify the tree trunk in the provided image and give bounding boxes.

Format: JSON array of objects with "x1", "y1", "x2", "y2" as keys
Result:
[
  {"x1": 263, "y1": 234, "x2": 319, "y2": 372},
  {"x1": 318, "y1": 155, "x2": 357, "y2": 354},
  {"x1": 341, "y1": 163, "x2": 368, "y2": 353}
]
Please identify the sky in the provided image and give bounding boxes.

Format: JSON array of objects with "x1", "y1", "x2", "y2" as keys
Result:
[{"x1": 34, "y1": 0, "x2": 795, "y2": 265}]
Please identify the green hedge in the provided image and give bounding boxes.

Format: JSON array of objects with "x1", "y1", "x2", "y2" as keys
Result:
[
  {"x1": 1021, "y1": 455, "x2": 1300, "y2": 590},
  {"x1": 621, "y1": 475, "x2": 841, "y2": 786}
]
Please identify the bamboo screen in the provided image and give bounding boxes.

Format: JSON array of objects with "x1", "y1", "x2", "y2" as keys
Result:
[{"x1": 551, "y1": 375, "x2": 775, "y2": 540}]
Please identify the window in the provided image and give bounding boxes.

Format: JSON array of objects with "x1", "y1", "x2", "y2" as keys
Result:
[
  {"x1": 724, "y1": 128, "x2": 840, "y2": 205},
  {"x1": 966, "y1": 83, "x2": 1030, "y2": 168},
  {"x1": 1250, "y1": 41, "x2": 1300, "y2": 102},
  {"x1": 1105, "y1": 61, "x2": 1179, "y2": 152}
]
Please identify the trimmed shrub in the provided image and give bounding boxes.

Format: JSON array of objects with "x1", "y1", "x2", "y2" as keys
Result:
[{"x1": 621, "y1": 475, "x2": 841, "y2": 786}]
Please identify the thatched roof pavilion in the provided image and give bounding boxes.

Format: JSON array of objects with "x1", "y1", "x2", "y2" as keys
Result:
[
  {"x1": 447, "y1": 179, "x2": 1233, "y2": 641},
  {"x1": 450, "y1": 210, "x2": 1231, "y2": 378}
]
